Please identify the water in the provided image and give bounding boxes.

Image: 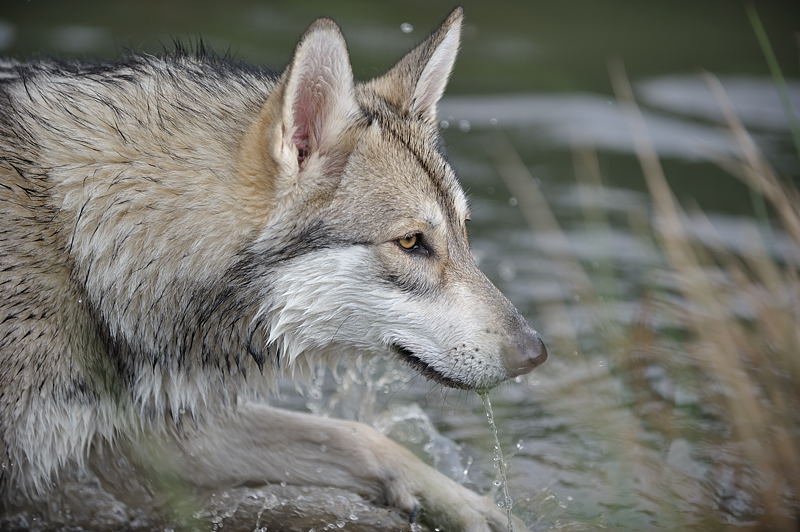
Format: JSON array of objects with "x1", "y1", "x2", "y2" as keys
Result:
[
  {"x1": 480, "y1": 391, "x2": 514, "y2": 532},
  {"x1": 2, "y1": 2, "x2": 800, "y2": 530}
]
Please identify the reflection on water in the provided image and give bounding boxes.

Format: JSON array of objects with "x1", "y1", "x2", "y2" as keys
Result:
[
  {"x1": 2, "y1": 1, "x2": 799, "y2": 530},
  {"x1": 441, "y1": 74, "x2": 800, "y2": 161},
  {"x1": 639, "y1": 75, "x2": 800, "y2": 132},
  {"x1": 442, "y1": 93, "x2": 742, "y2": 159}
]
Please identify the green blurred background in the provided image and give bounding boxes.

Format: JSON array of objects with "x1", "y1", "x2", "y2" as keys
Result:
[{"x1": 3, "y1": 1, "x2": 799, "y2": 93}]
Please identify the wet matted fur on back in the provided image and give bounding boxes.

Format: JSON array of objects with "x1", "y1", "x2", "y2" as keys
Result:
[
  {"x1": 0, "y1": 8, "x2": 545, "y2": 529},
  {"x1": 0, "y1": 51, "x2": 281, "y2": 492}
]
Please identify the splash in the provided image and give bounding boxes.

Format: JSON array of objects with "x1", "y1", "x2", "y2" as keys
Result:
[{"x1": 479, "y1": 391, "x2": 514, "y2": 532}]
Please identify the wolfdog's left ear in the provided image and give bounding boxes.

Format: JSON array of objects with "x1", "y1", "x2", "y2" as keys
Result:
[{"x1": 367, "y1": 7, "x2": 463, "y2": 124}]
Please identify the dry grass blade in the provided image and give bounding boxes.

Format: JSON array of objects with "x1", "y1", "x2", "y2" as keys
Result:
[{"x1": 608, "y1": 59, "x2": 800, "y2": 529}]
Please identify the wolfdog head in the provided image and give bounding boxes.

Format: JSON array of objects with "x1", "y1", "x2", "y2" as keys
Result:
[{"x1": 242, "y1": 8, "x2": 547, "y2": 390}]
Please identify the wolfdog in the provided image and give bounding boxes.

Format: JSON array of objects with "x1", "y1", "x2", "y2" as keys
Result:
[{"x1": 0, "y1": 7, "x2": 546, "y2": 530}]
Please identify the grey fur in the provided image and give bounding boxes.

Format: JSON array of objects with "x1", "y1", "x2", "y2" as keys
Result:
[{"x1": 0, "y1": 8, "x2": 544, "y2": 530}]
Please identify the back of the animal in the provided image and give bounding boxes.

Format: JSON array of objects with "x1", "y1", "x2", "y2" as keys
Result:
[{"x1": 0, "y1": 56, "x2": 272, "y2": 496}]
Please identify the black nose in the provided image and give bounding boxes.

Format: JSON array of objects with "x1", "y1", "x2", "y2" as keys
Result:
[{"x1": 502, "y1": 330, "x2": 548, "y2": 378}]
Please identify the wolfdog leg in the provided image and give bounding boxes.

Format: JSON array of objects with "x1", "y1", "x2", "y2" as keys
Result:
[{"x1": 158, "y1": 403, "x2": 527, "y2": 531}]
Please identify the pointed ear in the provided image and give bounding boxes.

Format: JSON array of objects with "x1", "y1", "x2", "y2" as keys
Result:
[
  {"x1": 236, "y1": 19, "x2": 357, "y2": 209},
  {"x1": 367, "y1": 7, "x2": 462, "y2": 124},
  {"x1": 256, "y1": 18, "x2": 358, "y2": 180}
]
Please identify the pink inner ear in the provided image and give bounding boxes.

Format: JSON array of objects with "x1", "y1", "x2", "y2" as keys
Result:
[
  {"x1": 291, "y1": 78, "x2": 324, "y2": 168},
  {"x1": 292, "y1": 105, "x2": 311, "y2": 167},
  {"x1": 293, "y1": 128, "x2": 310, "y2": 166}
]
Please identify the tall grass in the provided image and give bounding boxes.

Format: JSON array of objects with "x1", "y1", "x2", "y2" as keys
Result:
[
  {"x1": 745, "y1": 3, "x2": 800, "y2": 158},
  {"x1": 614, "y1": 62, "x2": 799, "y2": 529},
  {"x1": 493, "y1": 67, "x2": 800, "y2": 529}
]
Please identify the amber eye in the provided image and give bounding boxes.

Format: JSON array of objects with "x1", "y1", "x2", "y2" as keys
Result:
[{"x1": 398, "y1": 234, "x2": 419, "y2": 249}]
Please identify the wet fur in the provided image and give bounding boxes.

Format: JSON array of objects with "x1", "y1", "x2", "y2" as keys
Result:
[{"x1": 0, "y1": 9, "x2": 536, "y2": 530}]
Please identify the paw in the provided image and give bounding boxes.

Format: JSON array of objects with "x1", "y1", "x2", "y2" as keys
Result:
[
  {"x1": 431, "y1": 487, "x2": 529, "y2": 532},
  {"x1": 356, "y1": 420, "x2": 529, "y2": 531},
  {"x1": 382, "y1": 466, "x2": 528, "y2": 532}
]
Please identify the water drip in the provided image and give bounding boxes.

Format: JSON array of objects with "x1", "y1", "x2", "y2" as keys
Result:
[{"x1": 479, "y1": 391, "x2": 514, "y2": 532}]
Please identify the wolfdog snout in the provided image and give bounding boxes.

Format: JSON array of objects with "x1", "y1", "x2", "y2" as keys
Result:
[{"x1": 502, "y1": 328, "x2": 548, "y2": 378}]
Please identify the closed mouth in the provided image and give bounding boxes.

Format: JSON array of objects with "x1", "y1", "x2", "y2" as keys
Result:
[{"x1": 390, "y1": 343, "x2": 470, "y2": 389}]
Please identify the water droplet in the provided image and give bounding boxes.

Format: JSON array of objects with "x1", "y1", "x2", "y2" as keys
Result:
[
  {"x1": 77, "y1": 299, "x2": 83, "y2": 303},
  {"x1": 336, "y1": 520, "x2": 346, "y2": 528},
  {"x1": 280, "y1": 481, "x2": 287, "y2": 487},
  {"x1": 400, "y1": 22, "x2": 414, "y2": 33},
  {"x1": 515, "y1": 440, "x2": 524, "y2": 451},
  {"x1": 439, "y1": 119, "x2": 450, "y2": 129},
  {"x1": 349, "y1": 513, "x2": 358, "y2": 521},
  {"x1": 458, "y1": 119, "x2": 471, "y2": 132},
  {"x1": 508, "y1": 197, "x2": 518, "y2": 207}
]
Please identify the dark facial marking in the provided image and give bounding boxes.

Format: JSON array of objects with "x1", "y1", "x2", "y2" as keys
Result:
[
  {"x1": 390, "y1": 343, "x2": 468, "y2": 389},
  {"x1": 378, "y1": 268, "x2": 433, "y2": 296},
  {"x1": 371, "y1": 114, "x2": 462, "y2": 227}
]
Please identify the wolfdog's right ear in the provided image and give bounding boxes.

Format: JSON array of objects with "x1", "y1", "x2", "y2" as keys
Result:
[{"x1": 239, "y1": 18, "x2": 358, "y2": 198}]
